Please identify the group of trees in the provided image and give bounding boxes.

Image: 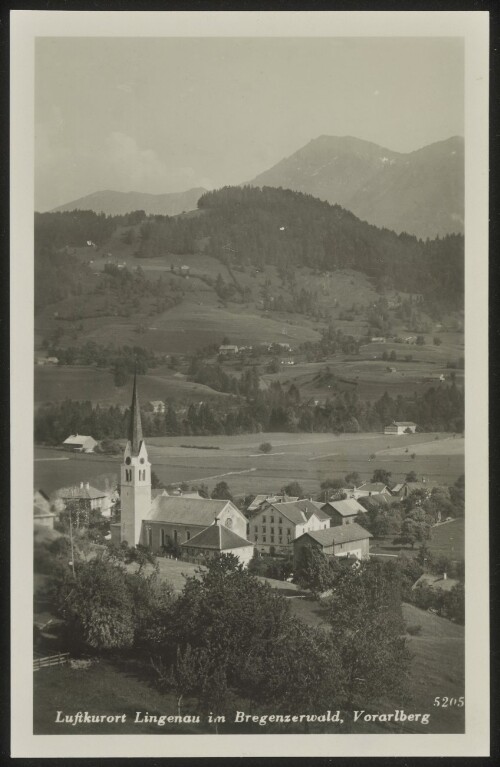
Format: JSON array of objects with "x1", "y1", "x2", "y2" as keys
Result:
[
  {"x1": 42, "y1": 549, "x2": 412, "y2": 729},
  {"x1": 34, "y1": 379, "x2": 464, "y2": 446}
]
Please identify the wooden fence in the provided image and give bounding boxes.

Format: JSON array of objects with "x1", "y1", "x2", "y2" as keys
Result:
[{"x1": 33, "y1": 652, "x2": 69, "y2": 672}]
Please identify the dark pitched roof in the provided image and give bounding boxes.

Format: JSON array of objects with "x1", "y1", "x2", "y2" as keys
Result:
[
  {"x1": 128, "y1": 372, "x2": 144, "y2": 455},
  {"x1": 297, "y1": 523, "x2": 372, "y2": 547},
  {"x1": 147, "y1": 496, "x2": 235, "y2": 526},
  {"x1": 181, "y1": 523, "x2": 253, "y2": 551}
]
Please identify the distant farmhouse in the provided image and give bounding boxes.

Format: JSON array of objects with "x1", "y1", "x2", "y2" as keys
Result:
[
  {"x1": 62, "y1": 434, "x2": 98, "y2": 453},
  {"x1": 293, "y1": 523, "x2": 372, "y2": 567},
  {"x1": 384, "y1": 421, "x2": 417, "y2": 435},
  {"x1": 109, "y1": 376, "x2": 254, "y2": 566},
  {"x1": 218, "y1": 344, "x2": 239, "y2": 355}
]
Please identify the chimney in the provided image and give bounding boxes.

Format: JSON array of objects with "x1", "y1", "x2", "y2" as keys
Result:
[
  {"x1": 85, "y1": 482, "x2": 90, "y2": 490},
  {"x1": 443, "y1": 572, "x2": 447, "y2": 580},
  {"x1": 214, "y1": 515, "x2": 219, "y2": 525}
]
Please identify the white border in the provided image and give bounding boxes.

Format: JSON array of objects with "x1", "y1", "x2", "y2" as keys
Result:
[{"x1": 11, "y1": 10, "x2": 489, "y2": 758}]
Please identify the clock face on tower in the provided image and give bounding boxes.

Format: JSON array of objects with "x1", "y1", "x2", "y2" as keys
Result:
[
  {"x1": 125, "y1": 457, "x2": 131, "y2": 465},
  {"x1": 225, "y1": 518, "x2": 233, "y2": 528},
  {"x1": 140, "y1": 458, "x2": 145, "y2": 464}
]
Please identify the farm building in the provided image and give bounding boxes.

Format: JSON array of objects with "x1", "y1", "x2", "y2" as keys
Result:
[
  {"x1": 218, "y1": 344, "x2": 239, "y2": 355},
  {"x1": 322, "y1": 498, "x2": 367, "y2": 526},
  {"x1": 293, "y1": 523, "x2": 372, "y2": 566},
  {"x1": 384, "y1": 421, "x2": 417, "y2": 435},
  {"x1": 62, "y1": 434, "x2": 97, "y2": 453},
  {"x1": 250, "y1": 499, "x2": 330, "y2": 555},
  {"x1": 181, "y1": 518, "x2": 254, "y2": 567},
  {"x1": 110, "y1": 375, "x2": 254, "y2": 556}
]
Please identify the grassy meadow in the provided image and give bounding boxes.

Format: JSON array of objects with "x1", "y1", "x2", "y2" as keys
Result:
[{"x1": 35, "y1": 431, "x2": 464, "y2": 498}]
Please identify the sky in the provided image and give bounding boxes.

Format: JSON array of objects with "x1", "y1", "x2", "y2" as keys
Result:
[{"x1": 35, "y1": 36, "x2": 464, "y2": 211}]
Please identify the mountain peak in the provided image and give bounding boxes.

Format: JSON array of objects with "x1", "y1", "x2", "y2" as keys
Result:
[{"x1": 248, "y1": 135, "x2": 463, "y2": 239}]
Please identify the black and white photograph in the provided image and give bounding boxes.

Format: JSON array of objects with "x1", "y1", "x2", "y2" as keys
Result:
[{"x1": 10, "y1": 10, "x2": 489, "y2": 759}]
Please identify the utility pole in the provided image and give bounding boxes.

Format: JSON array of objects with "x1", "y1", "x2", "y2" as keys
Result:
[{"x1": 68, "y1": 503, "x2": 76, "y2": 578}]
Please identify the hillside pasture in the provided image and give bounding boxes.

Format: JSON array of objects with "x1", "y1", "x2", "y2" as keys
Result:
[
  {"x1": 35, "y1": 431, "x2": 464, "y2": 499},
  {"x1": 35, "y1": 365, "x2": 237, "y2": 407}
]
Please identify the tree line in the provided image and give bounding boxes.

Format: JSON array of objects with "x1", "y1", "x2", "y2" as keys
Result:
[{"x1": 34, "y1": 381, "x2": 464, "y2": 445}]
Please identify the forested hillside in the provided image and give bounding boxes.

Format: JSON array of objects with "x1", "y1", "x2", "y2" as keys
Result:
[{"x1": 136, "y1": 186, "x2": 463, "y2": 308}]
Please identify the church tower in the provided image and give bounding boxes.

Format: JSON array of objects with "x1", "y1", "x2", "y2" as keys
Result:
[{"x1": 120, "y1": 373, "x2": 151, "y2": 546}]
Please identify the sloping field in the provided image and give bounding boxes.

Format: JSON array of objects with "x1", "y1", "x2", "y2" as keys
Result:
[{"x1": 35, "y1": 365, "x2": 236, "y2": 407}]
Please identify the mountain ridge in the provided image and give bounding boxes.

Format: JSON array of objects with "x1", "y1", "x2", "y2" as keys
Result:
[{"x1": 248, "y1": 135, "x2": 464, "y2": 239}]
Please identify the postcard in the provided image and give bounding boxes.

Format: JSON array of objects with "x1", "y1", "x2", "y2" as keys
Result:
[{"x1": 10, "y1": 9, "x2": 489, "y2": 758}]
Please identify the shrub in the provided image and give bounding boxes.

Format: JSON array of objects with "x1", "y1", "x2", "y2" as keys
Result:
[
  {"x1": 406, "y1": 623, "x2": 422, "y2": 636},
  {"x1": 259, "y1": 442, "x2": 272, "y2": 454}
]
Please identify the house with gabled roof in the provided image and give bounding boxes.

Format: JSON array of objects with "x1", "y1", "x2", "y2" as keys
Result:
[
  {"x1": 322, "y1": 497, "x2": 367, "y2": 526},
  {"x1": 384, "y1": 421, "x2": 417, "y2": 435},
  {"x1": 246, "y1": 493, "x2": 299, "y2": 515},
  {"x1": 181, "y1": 517, "x2": 254, "y2": 567},
  {"x1": 293, "y1": 523, "x2": 372, "y2": 567},
  {"x1": 250, "y1": 498, "x2": 330, "y2": 554},
  {"x1": 110, "y1": 375, "x2": 254, "y2": 565},
  {"x1": 349, "y1": 482, "x2": 391, "y2": 499}
]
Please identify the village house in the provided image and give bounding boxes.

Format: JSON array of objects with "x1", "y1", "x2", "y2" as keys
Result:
[
  {"x1": 412, "y1": 571, "x2": 459, "y2": 593},
  {"x1": 149, "y1": 400, "x2": 166, "y2": 414},
  {"x1": 58, "y1": 481, "x2": 114, "y2": 517},
  {"x1": 62, "y1": 434, "x2": 98, "y2": 453},
  {"x1": 109, "y1": 376, "x2": 254, "y2": 565},
  {"x1": 250, "y1": 499, "x2": 330, "y2": 554},
  {"x1": 347, "y1": 482, "x2": 392, "y2": 499},
  {"x1": 384, "y1": 421, "x2": 418, "y2": 435},
  {"x1": 322, "y1": 497, "x2": 367, "y2": 526},
  {"x1": 181, "y1": 517, "x2": 254, "y2": 567},
  {"x1": 293, "y1": 523, "x2": 372, "y2": 566}
]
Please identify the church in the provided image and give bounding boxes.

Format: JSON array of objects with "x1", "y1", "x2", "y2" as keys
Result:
[{"x1": 110, "y1": 376, "x2": 255, "y2": 566}]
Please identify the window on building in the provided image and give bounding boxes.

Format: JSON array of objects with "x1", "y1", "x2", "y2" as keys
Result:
[
  {"x1": 270, "y1": 516, "x2": 274, "y2": 523},
  {"x1": 246, "y1": 523, "x2": 250, "y2": 535},
  {"x1": 262, "y1": 526, "x2": 266, "y2": 533},
  {"x1": 271, "y1": 536, "x2": 274, "y2": 543},
  {"x1": 254, "y1": 526, "x2": 258, "y2": 532},
  {"x1": 263, "y1": 536, "x2": 266, "y2": 543},
  {"x1": 174, "y1": 530, "x2": 178, "y2": 543},
  {"x1": 278, "y1": 518, "x2": 282, "y2": 525},
  {"x1": 160, "y1": 529, "x2": 165, "y2": 546},
  {"x1": 254, "y1": 535, "x2": 258, "y2": 542},
  {"x1": 186, "y1": 531, "x2": 191, "y2": 541},
  {"x1": 287, "y1": 527, "x2": 292, "y2": 535},
  {"x1": 279, "y1": 537, "x2": 282, "y2": 544},
  {"x1": 147, "y1": 528, "x2": 152, "y2": 546},
  {"x1": 262, "y1": 516, "x2": 266, "y2": 523}
]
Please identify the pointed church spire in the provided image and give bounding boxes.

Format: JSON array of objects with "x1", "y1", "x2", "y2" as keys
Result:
[{"x1": 128, "y1": 371, "x2": 143, "y2": 455}]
